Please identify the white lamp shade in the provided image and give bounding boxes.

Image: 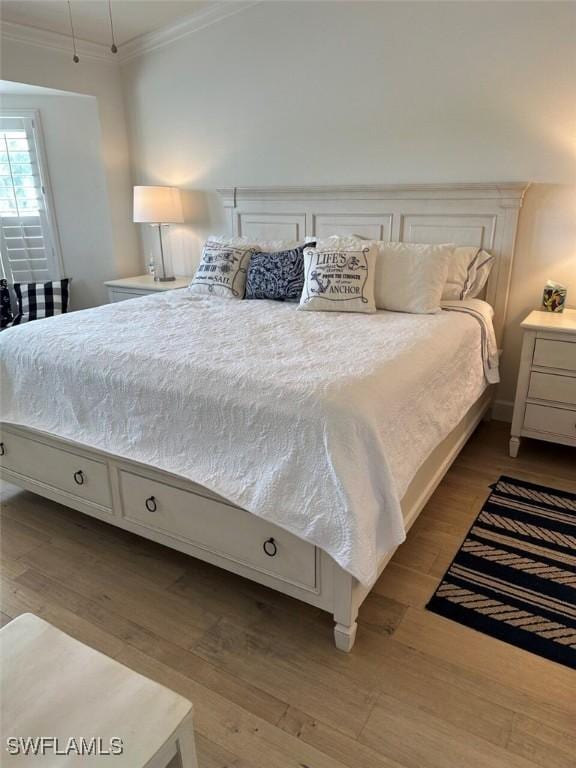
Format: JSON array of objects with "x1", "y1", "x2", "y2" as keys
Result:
[{"x1": 133, "y1": 186, "x2": 183, "y2": 224}]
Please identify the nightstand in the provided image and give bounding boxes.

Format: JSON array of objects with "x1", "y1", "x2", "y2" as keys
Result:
[
  {"x1": 510, "y1": 308, "x2": 576, "y2": 457},
  {"x1": 104, "y1": 274, "x2": 190, "y2": 303}
]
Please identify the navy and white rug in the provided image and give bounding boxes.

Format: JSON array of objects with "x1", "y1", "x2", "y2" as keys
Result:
[{"x1": 427, "y1": 475, "x2": 576, "y2": 669}]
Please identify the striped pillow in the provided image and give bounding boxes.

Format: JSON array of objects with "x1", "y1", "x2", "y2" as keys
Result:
[
  {"x1": 11, "y1": 279, "x2": 70, "y2": 325},
  {"x1": 443, "y1": 247, "x2": 495, "y2": 301}
]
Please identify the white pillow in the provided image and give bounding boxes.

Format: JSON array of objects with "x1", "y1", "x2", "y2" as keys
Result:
[
  {"x1": 374, "y1": 242, "x2": 451, "y2": 314},
  {"x1": 209, "y1": 235, "x2": 303, "y2": 252},
  {"x1": 469, "y1": 250, "x2": 495, "y2": 298},
  {"x1": 442, "y1": 245, "x2": 495, "y2": 301},
  {"x1": 298, "y1": 240, "x2": 377, "y2": 313},
  {"x1": 443, "y1": 247, "x2": 495, "y2": 300},
  {"x1": 312, "y1": 236, "x2": 453, "y2": 314},
  {"x1": 312, "y1": 238, "x2": 497, "y2": 308},
  {"x1": 189, "y1": 239, "x2": 259, "y2": 298}
]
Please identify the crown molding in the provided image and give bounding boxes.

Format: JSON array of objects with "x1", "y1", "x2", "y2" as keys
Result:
[
  {"x1": 0, "y1": 2, "x2": 260, "y2": 66},
  {"x1": 118, "y1": 1, "x2": 260, "y2": 63},
  {"x1": 0, "y1": 20, "x2": 116, "y2": 63}
]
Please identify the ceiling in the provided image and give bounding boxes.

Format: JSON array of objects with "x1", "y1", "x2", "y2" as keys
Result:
[{"x1": 0, "y1": 1, "x2": 212, "y2": 47}]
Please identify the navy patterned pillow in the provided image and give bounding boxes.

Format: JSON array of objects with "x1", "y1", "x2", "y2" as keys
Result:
[
  {"x1": 245, "y1": 244, "x2": 313, "y2": 301},
  {"x1": 0, "y1": 279, "x2": 13, "y2": 329}
]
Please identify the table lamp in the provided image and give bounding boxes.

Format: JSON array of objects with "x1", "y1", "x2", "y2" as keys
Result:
[{"x1": 133, "y1": 186, "x2": 183, "y2": 281}]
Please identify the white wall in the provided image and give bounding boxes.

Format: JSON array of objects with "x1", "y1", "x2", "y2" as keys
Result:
[
  {"x1": 500, "y1": 184, "x2": 576, "y2": 405},
  {"x1": 0, "y1": 36, "x2": 139, "y2": 307},
  {"x1": 0, "y1": 90, "x2": 115, "y2": 309},
  {"x1": 121, "y1": 0, "x2": 576, "y2": 410}
]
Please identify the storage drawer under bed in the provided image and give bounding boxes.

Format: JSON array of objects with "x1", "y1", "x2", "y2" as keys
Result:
[
  {"x1": 118, "y1": 469, "x2": 317, "y2": 590},
  {"x1": 0, "y1": 430, "x2": 112, "y2": 509}
]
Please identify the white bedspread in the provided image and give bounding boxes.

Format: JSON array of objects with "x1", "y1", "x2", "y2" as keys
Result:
[{"x1": 0, "y1": 292, "x2": 497, "y2": 585}]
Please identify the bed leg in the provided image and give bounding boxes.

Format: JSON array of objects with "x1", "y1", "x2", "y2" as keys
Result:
[
  {"x1": 509, "y1": 436, "x2": 520, "y2": 458},
  {"x1": 334, "y1": 621, "x2": 358, "y2": 652},
  {"x1": 333, "y1": 565, "x2": 360, "y2": 652}
]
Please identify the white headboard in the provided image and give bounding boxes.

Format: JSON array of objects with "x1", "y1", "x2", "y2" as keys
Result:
[{"x1": 218, "y1": 183, "x2": 528, "y2": 344}]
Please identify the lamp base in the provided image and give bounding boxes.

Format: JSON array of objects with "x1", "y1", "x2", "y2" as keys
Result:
[{"x1": 154, "y1": 275, "x2": 176, "y2": 282}]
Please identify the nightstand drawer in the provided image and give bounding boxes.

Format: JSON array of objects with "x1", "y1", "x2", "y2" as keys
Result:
[
  {"x1": 524, "y1": 403, "x2": 576, "y2": 439},
  {"x1": 108, "y1": 289, "x2": 149, "y2": 303},
  {"x1": 528, "y1": 372, "x2": 576, "y2": 406},
  {"x1": 533, "y1": 339, "x2": 576, "y2": 372},
  {"x1": 105, "y1": 276, "x2": 190, "y2": 304}
]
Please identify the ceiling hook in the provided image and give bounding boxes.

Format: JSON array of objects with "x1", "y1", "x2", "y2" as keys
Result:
[
  {"x1": 108, "y1": 0, "x2": 118, "y2": 53},
  {"x1": 67, "y1": 1, "x2": 80, "y2": 63}
]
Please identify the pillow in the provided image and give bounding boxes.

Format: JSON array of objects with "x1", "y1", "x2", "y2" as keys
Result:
[
  {"x1": 317, "y1": 237, "x2": 452, "y2": 313},
  {"x1": 245, "y1": 244, "x2": 312, "y2": 301},
  {"x1": 374, "y1": 242, "x2": 451, "y2": 314},
  {"x1": 470, "y1": 251, "x2": 495, "y2": 297},
  {"x1": 298, "y1": 241, "x2": 377, "y2": 313},
  {"x1": 339, "y1": 236, "x2": 494, "y2": 302},
  {"x1": 209, "y1": 235, "x2": 303, "y2": 252},
  {"x1": 443, "y1": 247, "x2": 495, "y2": 300},
  {"x1": 0, "y1": 279, "x2": 13, "y2": 329},
  {"x1": 11, "y1": 279, "x2": 70, "y2": 325},
  {"x1": 189, "y1": 240, "x2": 259, "y2": 298}
]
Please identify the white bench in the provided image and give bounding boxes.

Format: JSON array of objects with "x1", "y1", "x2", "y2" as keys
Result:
[{"x1": 0, "y1": 613, "x2": 198, "y2": 767}]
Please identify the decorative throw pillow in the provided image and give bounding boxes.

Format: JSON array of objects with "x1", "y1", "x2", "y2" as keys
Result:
[
  {"x1": 189, "y1": 240, "x2": 259, "y2": 298},
  {"x1": 11, "y1": 279, "x2": 70, "y2": 325},
  {"x1": 245, "y1": 244, "x2": 312, "y2": 301},
  {"x1": 0, "y1": 279, "x2": 13, "y2": 329},
  {"x1": 374, "y1": 242, "x2": 451, "y2": 314},
  {"x1": 443, "y1": 246, "x2": 495, "y2": 300},
  {"x1": 298, "y1": 241, "x2": 377, "y2": 313}
]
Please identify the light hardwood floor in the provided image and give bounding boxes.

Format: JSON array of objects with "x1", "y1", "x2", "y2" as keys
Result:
[{"x1": 1, "y1": 422, "x2": 575, "y2": 768}]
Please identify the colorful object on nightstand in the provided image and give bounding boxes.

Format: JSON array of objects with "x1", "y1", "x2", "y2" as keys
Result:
[{"x1": 542, "y1": 279, "x2": 567, "y2": 312}]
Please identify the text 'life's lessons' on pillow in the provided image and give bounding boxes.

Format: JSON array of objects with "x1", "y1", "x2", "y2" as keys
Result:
[
  {"x1": 374, "y1": 242, "x2": 451, "y2": 314},
  {"x1": 189, "y1": 240, "x2": 259, "y2": 298},
  {"x1": 245, "y1": 244, "x2": 311, "y2": 301},
  {"x1": 299, "y1": 242, "x2": 377, "y2": 313}
]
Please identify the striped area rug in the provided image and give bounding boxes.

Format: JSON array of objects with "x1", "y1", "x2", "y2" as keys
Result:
[{"x1": 427, "y1": 475, "x2": 576, "y2": 669}]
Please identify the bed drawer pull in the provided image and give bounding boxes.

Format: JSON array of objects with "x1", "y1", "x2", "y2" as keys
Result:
[
  {"x1": 263, "y1": 537, "x2": 277, "y2": 557},
  {"x1": 0, "y1": 443, "x2": 5, "y2": 456},
  {"x1": 73, "y1": 470, "x2": 85, "y2": 485},
  {"x1": 145, "y1": 495, "x2": 157, "y2": 512}
]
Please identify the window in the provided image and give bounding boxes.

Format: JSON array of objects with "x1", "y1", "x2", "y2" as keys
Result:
[{"x1": 0, "y1": 112, "x2": 62, "y2": 283}]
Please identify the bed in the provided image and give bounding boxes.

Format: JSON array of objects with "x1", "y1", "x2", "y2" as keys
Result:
[{"x1": 0, "y1": 183, "x2": 527, "y2": 650}]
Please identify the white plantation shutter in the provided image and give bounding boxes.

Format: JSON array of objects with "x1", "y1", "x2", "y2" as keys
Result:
[{"x1": 0, "y1": 114, "x2": 62, "y2": 283}]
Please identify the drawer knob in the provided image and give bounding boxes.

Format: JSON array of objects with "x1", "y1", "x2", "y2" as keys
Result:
[
  {"x1": 0, "y1": 442, "x2": 4, "y2": 456},
  {"x1": 263, "y1": 537, "x2": 277, "y2": 557},
  {"x1": 145, "y1": 495, "x2": 157, "y2": 512},
  {"x1": 73, "y1": 470, "x2": 85, "y2": 485}
]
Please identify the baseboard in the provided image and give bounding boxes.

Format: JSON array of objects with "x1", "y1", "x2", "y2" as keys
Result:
[{"x1": 492, "y1": 399, "x2": 514, "y2": 423}]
